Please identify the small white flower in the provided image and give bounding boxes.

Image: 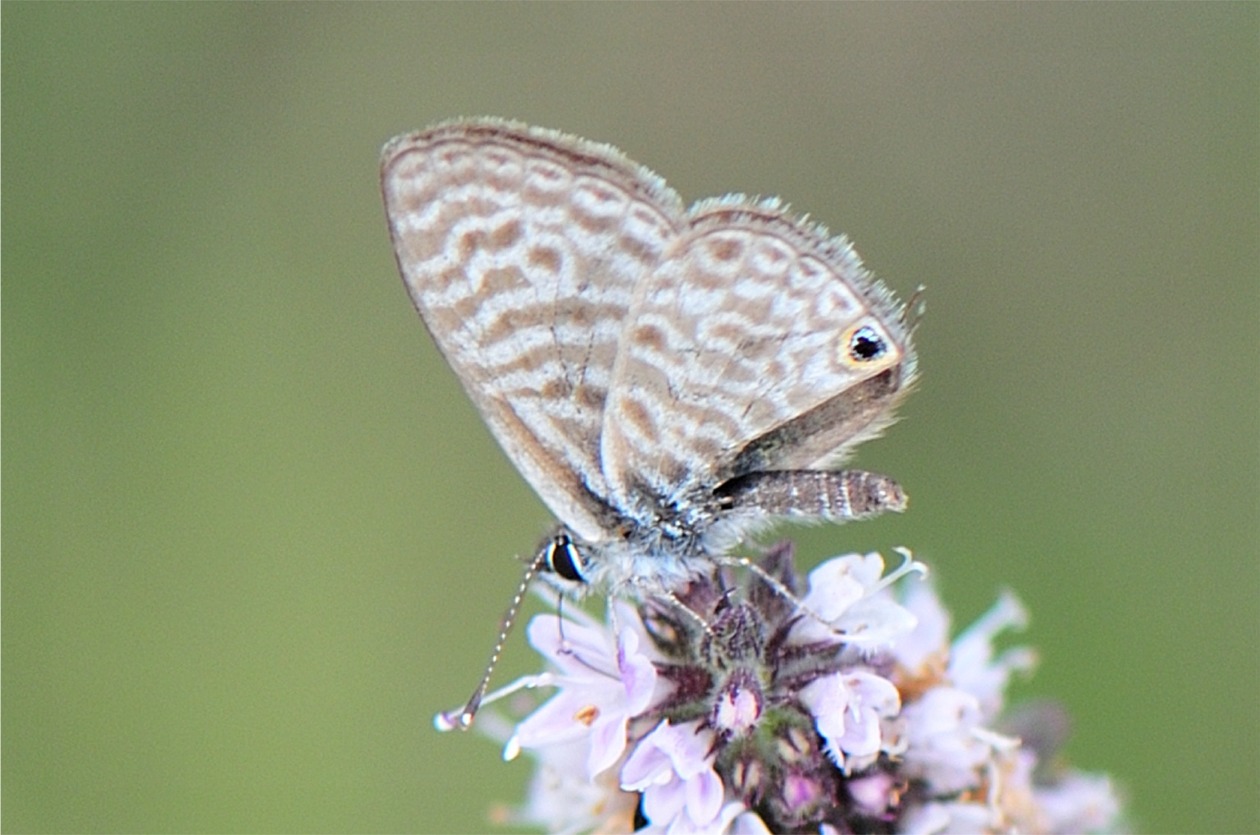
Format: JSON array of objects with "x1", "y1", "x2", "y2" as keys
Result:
[
  {"x1": 794, "y1": 551, "x2": 922, "y2": 647},
  {"x1": 901, "y1": 686, "x2": 992, "y2": 795},
  {"x1": 949, "y1": 589, "x2": 1036, "y2": 716},
  {"x1": 510, "y1": 738, "x2": 639, "y2": 835},
  {"x1": 506, "y1": 603, "x2": 662, "y2": 778},
  {"x1": 900, "y1": 799, "x2": 995, "y2": 835},
  {"x1": 1033, "y1": 770, "x2": 1123, "y2": 833},
  {"x1": 620, "y1": 720, "x2": 725, "y2": 833},
  {"x1": 801, "y1": 670, "x2": 901, "y2": 772}
]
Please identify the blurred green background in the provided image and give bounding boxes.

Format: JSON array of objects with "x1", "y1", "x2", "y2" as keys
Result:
[{"x1": 4, "y1": 4, "x2": 1256, "y2": 833}]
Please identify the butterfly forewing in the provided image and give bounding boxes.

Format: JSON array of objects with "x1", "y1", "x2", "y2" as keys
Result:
[{"x1": 381, "y1": 122, "x2": 684, "y2": 541}]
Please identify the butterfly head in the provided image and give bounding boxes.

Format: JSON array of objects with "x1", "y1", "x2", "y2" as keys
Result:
[{"x1": 539, "y1": 528, "x2": 590, "y2": 584}]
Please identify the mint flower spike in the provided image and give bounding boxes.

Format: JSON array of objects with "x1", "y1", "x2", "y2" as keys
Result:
[{"x1": 481, "y1": 542, "x2": 1124, "y2": 834}]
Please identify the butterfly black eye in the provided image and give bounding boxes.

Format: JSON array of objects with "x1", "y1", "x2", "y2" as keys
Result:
[
  {"x1": 545, "y1": 533, "x2": 587, "y2": 583},
  {"x1": 848, "y1": 325, "x2": 887, "y2": 362}
]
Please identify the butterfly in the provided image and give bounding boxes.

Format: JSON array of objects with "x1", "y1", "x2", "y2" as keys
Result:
[{"x1": 380, "y1": 119, "x2": 917, "y2": 727}]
